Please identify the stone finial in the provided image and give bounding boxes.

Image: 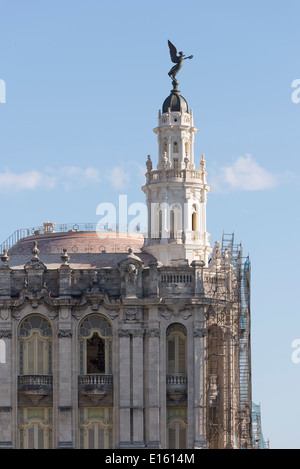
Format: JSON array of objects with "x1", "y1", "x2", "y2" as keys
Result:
[
  {"x1": 210, "y1": 240, "x2": 222, "y2": 267},
  {"x1": 146, "y1": 155, "x2": 152, "y2": 172},
  {"x1": 200, "y1": 154, "x2": 206, "y2": 171},
  {"x1": 61, "y1": 248, "x2": 70, "y2": 265},
  {"x1": 1, "y1": 249, "x2": 10, "y2": 265},
  {"x1": 31, "y1": 241, "x2": 40, "y2": 260},
  {"x1": 163, "y1": 152, "x2": 168, "y2": 169}
]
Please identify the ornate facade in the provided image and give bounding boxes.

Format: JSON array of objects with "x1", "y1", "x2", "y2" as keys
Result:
[{"x1": 0, "y1": 82, "x2": 252, "y2": 449}]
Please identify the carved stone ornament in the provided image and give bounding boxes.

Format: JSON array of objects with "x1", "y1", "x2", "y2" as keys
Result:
[
  {"x1": 58, "y1": 329, "x2": 72, "y2": 338},
  {"x1": 145, "y1": 328, "x2": 160, "y2": 338},
  {"x1": 118, "y1": 328, "x2": 144, "y2": 338},
  {"x1": 106, "y1": 309, "x2": 119, "y2": 320},
  {"x1": 123, "y1": 307, "x2": 140, "y2": 322},
  {"x1": 118, "y1": 329, "x2": 131, "y2": 338},
  {"x1": 0, "y1": 329, "x2": 12, "y2": 339},
  {"x1": 158, "y1": 305, "x2": 193, "y2": 320},
  {"x1": 193, "y1": 327, "x2": 207, "y2": 338},
  {"x1": 12, "y1": 284, "x2": 57, "y2": 315}
]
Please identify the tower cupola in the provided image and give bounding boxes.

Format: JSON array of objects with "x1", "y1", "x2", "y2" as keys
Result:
[
  {"x1": 141, "y1": 41, "x2": 212, "y2": 266},
  {"x1": 162, "y1": 83, "x2": 189, "y2": 114}
]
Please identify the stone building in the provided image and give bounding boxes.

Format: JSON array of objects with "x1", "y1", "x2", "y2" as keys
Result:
[{"x1": 0, "y1": 81, "x2": 252, "y2": 449}]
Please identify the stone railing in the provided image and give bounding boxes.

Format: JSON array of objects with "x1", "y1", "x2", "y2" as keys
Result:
[
  {"x1": 18, "y1": 375, "x2": 53, "y2": 405},
  {"x1": 78, "y1": 374, "x2": 113, "y2": 391},
  {"x1": 148, "y1": 169, "x2": 203, "y2": 183},
  {"x1": 18, "y1": 374, "x2": 53, "y2": 390},
  {"x1": 78, "y1": 374, "x2": 113, "y2": 403},
  {"x1": 166, "y1": 373, "x2": 187, "y2": 387},
  {"x1": 166, "y1": 373, "x2": 188, "y2": 402},
  {"x1": 160, "y1": 272, "x2": 193, "y2": 284}
]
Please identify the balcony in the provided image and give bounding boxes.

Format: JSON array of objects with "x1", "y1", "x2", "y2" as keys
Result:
[
  {"x1": 18, "y1": 375, "x2": 53, "y2": 405},
  {"x1": 166, "y1": 373, "x2": 187, "y2": 402},
  {"x1": 78, "y1": 374, "x2": 113, "y2": 404}
]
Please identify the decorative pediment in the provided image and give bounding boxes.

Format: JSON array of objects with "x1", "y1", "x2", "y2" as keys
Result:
[{"x1": 12, "y1": 284, "x2": 56, "y2": 312}]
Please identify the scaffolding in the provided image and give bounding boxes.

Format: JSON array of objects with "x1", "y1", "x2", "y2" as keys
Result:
[
  {"x1": 222, "y1": 232, "x2": 252, "y2": 448},
  {"x1": 252, "y1": 403, "x2": 269, "y2": 449},
  {"x1": 204, "y1": 232, "x2": 253, "y2": 449}
]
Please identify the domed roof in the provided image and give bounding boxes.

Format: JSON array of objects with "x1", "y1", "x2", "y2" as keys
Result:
[
  {"x1": 6, "y1": 230, "x2": 157, "y2": 269},
  {"x1": 162, "y1": 88, "x2": 189, "y2": 114}
]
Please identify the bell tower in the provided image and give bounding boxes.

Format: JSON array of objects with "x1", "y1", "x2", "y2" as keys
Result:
[{"x1": 142, "y1": 81, "x2": 212, "y2": 266}]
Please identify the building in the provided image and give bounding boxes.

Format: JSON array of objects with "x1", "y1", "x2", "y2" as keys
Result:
[{"x1": 0, "y1": 79, "x2": 254, "y2": 450}]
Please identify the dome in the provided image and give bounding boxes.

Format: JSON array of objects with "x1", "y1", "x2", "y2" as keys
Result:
[
  {"x1": 6, "y1": 230, "x2": 157, "y2": 269},
  {"x1": 162, "y1": 88, "x2": 189, "y2": 114}
]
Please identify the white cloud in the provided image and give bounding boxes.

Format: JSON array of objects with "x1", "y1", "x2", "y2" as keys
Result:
[
  {"x1": 0, "y1": 166, "x2": 101, "y2": 192},
  {"x1": 106, "y1": 166, "x2": 130, "y2": 190},
  {"x1": 211, "y1": 154, "x2": 278, "y2": 192},
  {"x1": 0, "y1": 169, "x2": 44, "y2": 190}
]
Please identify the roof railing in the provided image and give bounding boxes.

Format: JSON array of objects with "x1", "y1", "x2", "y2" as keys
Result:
[{"x1": 0, "y1": 222, "x2": 145, "y2": 253}]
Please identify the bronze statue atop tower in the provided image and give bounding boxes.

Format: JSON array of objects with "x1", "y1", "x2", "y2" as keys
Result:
[{"x1": 167, "y1": 40, "x2": 193, "y2": 87}]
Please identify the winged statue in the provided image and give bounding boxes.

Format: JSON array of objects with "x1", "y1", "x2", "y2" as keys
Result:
[{"x1": 167, "y1": 40, "x2": 193, "y2": 84}]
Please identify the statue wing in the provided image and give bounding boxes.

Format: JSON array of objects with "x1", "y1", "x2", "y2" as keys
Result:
[{"x1": 168, "y1": 40, "x2": 179, "y2": 63}]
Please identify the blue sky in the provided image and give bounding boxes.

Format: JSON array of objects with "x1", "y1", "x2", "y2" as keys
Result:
[{"x1": 0, "y1": 0, "x2": 300, "y2": 448}]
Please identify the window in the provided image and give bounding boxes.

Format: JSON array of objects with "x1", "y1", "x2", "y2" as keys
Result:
[
  {"x1": 18, "y1": 408, "x2": 52, "y2": 449},
  {"x1": 79, "y1": 408, "x2": 113, "y2": 449},
  {"x1": 18, "y1": 315, "x2": 52, "y2": 375},
  {"x1": 167, "y1": 407, "x2": 187, "y2": 449},
  {"x1": 192, "y1": 204, "x2": 198, "y2": 231},
  {"x1": 167, "y1": 421, "x2": 187, "y2": 449},
  {"x1": 163, "y1": 140, "x2": 168, "y2": 154},
  {"x1": 173, "y1": 141, "x2": 178, "y2": 153},
  {"x1": 78, "y1": 314, "x2": 113, "y2": 375},
  {"x1": 169, "y1": 203, "x2": 182, "y2": 238},
  {"x1": 166, "y1": 324, "x2": 187, "y2": 374}
]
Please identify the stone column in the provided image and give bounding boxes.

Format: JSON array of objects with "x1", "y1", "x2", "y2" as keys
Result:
[
  {"x1": 192, "y1": 260, "x2": 205, "y2": 296},
  {"x1": 0, "y1": 326, "x2": 13, "y2": 448},
  {"x1": 57, "y1": 307, "x2": 73, "y2": 449},
  {"x1": 59, "y1": 250, "x2": 72, "y2": 297},
  {"x1": 193, "y1": 320, "x2": 207, "y2": 449},
  {"x1": 0, "y1": 254, "x2": 11, "y2": 296},
  {"x1": 118, "y1": 330, "x2": 131, "y2": 447},
  {"x1": 132, "y1": 329, "x2": 145, "y2": 447},
  {"x1": 146, "y1": 326, "x2": 161, "y2": 448},
  {"x1": 0, "y1": 241, "x2": 13, "y2": 448},
  {"x1": 118, "y1": 328, "x2": 145, "y2": 448}
]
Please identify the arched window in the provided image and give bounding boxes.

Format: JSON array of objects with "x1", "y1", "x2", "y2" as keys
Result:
[
  {"x1": 192, "y1": 204, "x2": 198, "y2": 232},
  {"x1": 18, "y1": 315, "x2": 52, "y2": 375},
  {"x1": 173, "y1": 141, "x2": 178, "y2": 153},
  {"x1": 167, "y1": 408, "x2": 187, "y2": 449},
  {"x1": 166, "y1": 324, "x2": 187, "y2": 374},
  {"x1": 173, "y1": 157, "x2": 179, "y2": 169},
  {"x1": 79, "y1": 408, "x2": 113, "y2": 449},
  {"x1": 78, "y1": 314, "x2": 113, "y2": 375},
  {"x1": 167, "y1": 419, "x2": 187, "y2": 449},
  {"x1": 158, "y1": 209, "x2": 162, "y2": 239},
  {"x1": 163, "y1": 139, "x2": 168, "y2": 154},
  {"x1": 170, "y1": 204, "x2": 182, "y2": 239},
  {"x1": 18, "y1": 408, "x2": 52, "y2": 449}
]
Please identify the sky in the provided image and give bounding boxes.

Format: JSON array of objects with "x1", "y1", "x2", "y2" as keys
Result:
[{"x1": 0, "y1": 0, "x2": 300, "y2": 449}]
